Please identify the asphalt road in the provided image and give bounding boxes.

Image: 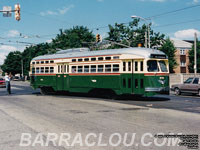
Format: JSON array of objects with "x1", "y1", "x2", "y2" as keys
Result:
[{"x1": 0, "y1": 81, "x2": 199, "y2": 150}]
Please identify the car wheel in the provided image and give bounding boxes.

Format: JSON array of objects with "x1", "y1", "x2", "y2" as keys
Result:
[
  {"x1": 198, "y1": 90, "x2": 200, "y2": 97},
  {"x1": 175, "y1": 88, "x2": 181, "y2": 95}
]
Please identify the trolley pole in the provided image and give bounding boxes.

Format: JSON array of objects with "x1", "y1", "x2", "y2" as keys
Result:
[{"x1": 194, "y1": 32, "x2": 197, "y2": 76}]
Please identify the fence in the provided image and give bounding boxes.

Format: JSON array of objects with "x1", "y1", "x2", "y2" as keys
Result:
[{"x1": 169, "y1": 73, "x2": 200, "y2": 87}]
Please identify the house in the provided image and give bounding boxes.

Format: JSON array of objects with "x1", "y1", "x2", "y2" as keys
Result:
[{"x1": 171, "y1": 39, "x2": 193, "y2": 73}]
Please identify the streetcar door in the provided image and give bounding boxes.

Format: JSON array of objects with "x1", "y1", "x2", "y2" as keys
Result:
[
  {"x1": 56, "y1": 64, "x2": 64, "y2": 91},
  {"x1": 133, "y1": 60, "x2": 145, "y2": 95},
  {"x1": 121, "y1": 61, "x2": 133, "y2": 94},
  {"x1": 63, "y1": 64, "x2": 69, "y2": 90}
]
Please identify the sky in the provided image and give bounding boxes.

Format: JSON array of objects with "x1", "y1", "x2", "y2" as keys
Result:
[{"x1": 0, "y1": 0, "x2": 200, "y2": 64}]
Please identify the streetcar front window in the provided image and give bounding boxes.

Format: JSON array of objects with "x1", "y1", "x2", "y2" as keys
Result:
[
  {"x1": 147, "y1": 60, "x2": 159, "y2": 72},
  {"x1": 159, "y1": 61, "x2": 168, "y2": 72}
]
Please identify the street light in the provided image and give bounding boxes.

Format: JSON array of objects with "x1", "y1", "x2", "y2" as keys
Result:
[{"x1": 131, "y1": 15, "x2": 150, "y2": 48}]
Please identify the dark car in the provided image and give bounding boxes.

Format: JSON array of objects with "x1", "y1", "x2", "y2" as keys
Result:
[
  {"x1": 0, "y1": 78, "x2": 6, "y2": 88},
  {"x1": 171, "y1": 77, "x2": 200, "y2": 96}
]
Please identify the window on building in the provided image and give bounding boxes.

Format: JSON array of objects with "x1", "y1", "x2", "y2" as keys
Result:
[
  {"x1": 180, "y1": 49, "x2": 186, "y2": 55},
  {"x1": 180, "y1": 61, "x2": 186, "y2": 67}
]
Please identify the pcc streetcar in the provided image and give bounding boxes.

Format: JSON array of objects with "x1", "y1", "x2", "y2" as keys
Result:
[{"x1": 30, "y1": 47, "x2": 169, "y2": 97}]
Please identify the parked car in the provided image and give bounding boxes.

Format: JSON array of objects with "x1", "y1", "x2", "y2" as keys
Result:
[
  {"x1": 0, "y1": 78, "x2": 6, "y2": 88},
  {"x1": 13, "y1": 76, "x2": 21, "y2": 81},
  {"x1": 171, "y1": 77, "x2": 200, "y2": 96}
]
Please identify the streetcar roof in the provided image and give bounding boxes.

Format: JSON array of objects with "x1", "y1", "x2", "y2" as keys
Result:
[{"x1": 32, "y1": 47, "x2": 167, "y2": 61}]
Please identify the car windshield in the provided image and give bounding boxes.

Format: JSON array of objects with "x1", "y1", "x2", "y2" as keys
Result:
[
  {"x1": 184, "y1": 78, "x2": 193, "y2": 84},
  {"x1": 159, "y1": 61, "x2": 168, "y2": 72},
  {"x1": 147, "y1": 60, "x2": 159, "y2": 72}
]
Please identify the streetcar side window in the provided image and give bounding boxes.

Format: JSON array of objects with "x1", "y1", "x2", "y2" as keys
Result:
[
  {"x1": 113, "y1": 56, "x2": 119, "y2": 59},
  {"x1": 41, "y1": 61, "x2": 44, "y2": 64},
  {"x1": 98, "y1": 65, "x2": 104, "y2": 72},
  {"x1": 50, "y1": 67, "x2": 54, "y2": 73},
  {"x1": 128, "y1": 61, "x2": 131, "y2": 71},
  {"x1": 123, "y1": 62, "x2": 126, "y2": 71},
  {"x1": 32, "y1": 68, "x2": 35, "y2": 74},
  {"x1": 147, "y1": 60, "x2": 159, "y2": 72},
  {"x1": 36, "y1": 61, "x2": 39, "y2": 64},
  {"x1": 113, "y1": 64, "x2": 119, "y2": 72},
  {"x1": 50, "y1": 60, "x2": 54, "y2": 63},
  {"x1": 58, "y1": 65, "x2": 60, "y2": 73},
  {"x1": 105, "y1": 64, "x2": 111, "y2": 72},
  {"x1": 72, "y1": 59, "x2": 76, "y2": 62},
  {"x1": 78, "y1": 66, "x2": 83, "y2": 73},
  {"x1": 84, "y1": 66, "x2": 89, "y2": 73},
  {"x1": 91, "y1": 58, "x2": 96, "y2": 61},
  {"x1": 140, "y1": 61, "x2": 143, "y2": 71},
  {"x1": 45, "y1": 67, "x2": 49, "y2": 73},
  {"x1": 105, "y1": 57, "x2": 111, "y2": 60},
  {"x1": 78, "y1": 58, "x2": 83, "y2": 62},
  {"x1": 64, "y1": 65, "x2": 66, "y2": 73},
  {"x1": 32, "y1": 62, "x2": 35, "y2": 64},
  {"x1": 84, "y1": 58, "x2": 89, "y2": 61},
  {"x1": 67, "y1": 65, "x2": 69, "y2": 73},
  {"x1": 98, "y1": 57, "x2": 104, "y2": 61},
  {"x1": 135, "y1": 61, "x2": 138, "y2": 71},
  {"x1": 72, "y1": 66, "x2": 77, "y2": 73},
  {"x1": 45, "y1": 61, "x2": 49, "y2": 64},
  {"x1": 91, "y1": 65, "x2": 96, "y2": 72},
  {"x1": 36, "y1": 67, "x2": 40, "y2": 73},
  {"x1": 41, "y1": 67, "x2": 44, "y2": 73}
]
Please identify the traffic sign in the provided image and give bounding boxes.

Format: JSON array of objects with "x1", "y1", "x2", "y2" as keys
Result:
[{"x1": 3, "y1": 6, "x2": 12, "y2": 17}]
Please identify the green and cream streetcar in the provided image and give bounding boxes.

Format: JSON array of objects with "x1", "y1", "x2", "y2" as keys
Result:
[{"x1": 30, "y1": 47, "x2": 169, "y2": 97}]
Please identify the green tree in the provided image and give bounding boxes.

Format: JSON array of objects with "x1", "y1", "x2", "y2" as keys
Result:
[
  {"x1": 159, "y1": 38, "x2": 177, "y2": 73},
  {"x1": 106, "y1": 19, "x2": 165, "y2": 49},
  {"x1": 52, "y1": 26, "x2": 95, "y2": 49},
  {"x1": 1, "y1": 51, "x2": 22, "y2": 75},
  {"x1": 188, "y1": 40, "x2": 200, "y2": 73}
]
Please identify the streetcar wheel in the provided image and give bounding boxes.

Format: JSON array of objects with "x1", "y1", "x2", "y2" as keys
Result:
[
  {"x1": 175, "y1": 88, "x2": 181, "y2": 95},
  {"x1": 40, "y1": 87, "x2": 47, "y2": 95}
]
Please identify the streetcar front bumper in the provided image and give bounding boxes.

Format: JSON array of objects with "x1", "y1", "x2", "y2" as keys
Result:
[{"x1": 145, "y1": 87, "x2": 169, "y2": 94}]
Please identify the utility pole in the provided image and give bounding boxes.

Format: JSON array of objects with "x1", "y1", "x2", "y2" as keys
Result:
[
  {"x1": 21, "y1": 59, "x2": 24, "y2": 77},
  {"x1": 194, "y1": 32, "x2": 197, "y2": 76}
]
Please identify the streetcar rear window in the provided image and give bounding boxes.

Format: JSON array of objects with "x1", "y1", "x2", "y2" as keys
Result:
[
  {"x1": 147, "y1": 60, "x2": 159, "y2": 72},
  {"x1": 159, "y1": 61, "x2": 168, "y2": 72}
]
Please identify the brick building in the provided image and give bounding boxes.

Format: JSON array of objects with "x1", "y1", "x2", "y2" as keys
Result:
[{"x1": 171, "y1": 39, "x2": 192, "y2": 73}]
